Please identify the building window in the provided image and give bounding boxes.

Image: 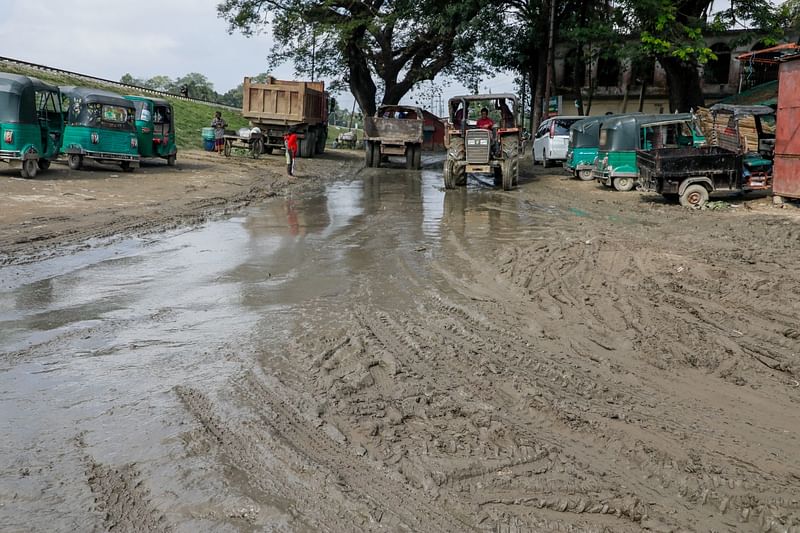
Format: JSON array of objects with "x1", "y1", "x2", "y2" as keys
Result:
[
  {"x1": 704, "y1": 43, "x2": 731, "y2": 85},
  {"x1": 562, "y1": 48, "x2": 586, "y2": 88},
  {"x1": 597, "y1": 57, "x2": 620, "y2": 87}
]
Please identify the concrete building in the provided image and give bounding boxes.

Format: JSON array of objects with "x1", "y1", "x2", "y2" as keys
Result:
[{"x1": 551, "y1": 31, "x2": 792, "y2": 115}]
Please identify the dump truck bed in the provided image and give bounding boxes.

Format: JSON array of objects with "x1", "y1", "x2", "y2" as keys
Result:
[{"x1": 242, "y1": 77, "x2": 327, "y2": 126}]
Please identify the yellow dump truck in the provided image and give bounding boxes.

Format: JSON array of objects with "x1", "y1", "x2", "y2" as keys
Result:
[{"x1": 241, "y1": 76, "x2": 329, "y2": 158}]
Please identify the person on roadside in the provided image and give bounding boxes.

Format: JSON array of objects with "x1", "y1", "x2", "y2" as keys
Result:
[
  {"x1": 477, "y1": 107, "x2": 494, "y2": 130},
  {"x1": 211, "y1": 111, "x2": 226, "y2": 155},
  {"x1": 284, "y1": 129, "x2": 299, "y2": 176}
]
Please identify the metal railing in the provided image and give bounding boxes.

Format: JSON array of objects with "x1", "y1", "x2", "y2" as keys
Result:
[{"x1": 0, "y1": 56, "x2": 242, "y2": 112}]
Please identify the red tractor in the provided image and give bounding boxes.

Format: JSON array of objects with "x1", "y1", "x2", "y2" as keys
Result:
[{"x1": 443, "y1": 94, "x2": 521, "y2": 191}]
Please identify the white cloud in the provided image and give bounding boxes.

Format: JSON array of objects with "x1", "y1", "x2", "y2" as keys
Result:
[{"x1": 0, "y1": 0, "x2": 290, "y2": 93}]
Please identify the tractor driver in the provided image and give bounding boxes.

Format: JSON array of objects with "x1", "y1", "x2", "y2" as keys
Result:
[{"x1": 477, "y1": 107, "x2": 494, "y2": 130}]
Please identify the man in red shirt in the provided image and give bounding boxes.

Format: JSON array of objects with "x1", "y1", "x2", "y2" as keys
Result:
[
  {"x1": 477, "y1": 107, "x2": 494, "y2": 130},
  {"x1": 284, "y1": 130, "x2": 299, "y2": 176}
]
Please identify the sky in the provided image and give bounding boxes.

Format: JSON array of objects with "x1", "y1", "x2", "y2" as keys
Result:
[{"x1": 0, "y1": 0, "x2": 520, "y2": 113}]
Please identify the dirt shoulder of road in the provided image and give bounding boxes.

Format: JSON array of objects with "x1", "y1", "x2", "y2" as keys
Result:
[{"x1": 0, "y1": 148, "x2": 364, "y2": 265}]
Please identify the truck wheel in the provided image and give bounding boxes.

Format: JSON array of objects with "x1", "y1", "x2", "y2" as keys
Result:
[
  {"x1": 68, "y1": 154, "x2": 82, "y2": 170},
  {"x1": 371, "y1": 142, "x2": 381, "y2": 168},
  {"x1": 413, "y1": 144, "x2": 421, "y2": 169},
  {"x1": 578, "y1": 169, "x2": 593, "y2": 181},
  {"x1": 21, "y1": 158, "x2": 38, "y2": 179},
  {"x1": 251, "y1": 138, "x2": 263, "y2": 159},
  {"x1": 365, "y1": 141, "x2": 374, "y2": 167},
  {"x1": 443, "y1": 160, "x2": 456, "y2": 189},
  {"x1": 613, "y1": 176, "x2": 635, "y2": 191},
  {"x1": 405, "y1": 146, "x2": 415, "y2": 169},
  {"x1": 37, "y1": 159, "x2": 51, "y2": 171},
  {"x1": 501, "y1": 160, "x2": 514, "y2": 191},
  {"x1": 679, "y1": 184, "x2": 709, "y2": 208},
  {"x1": 315, "y1": 129, "x2": 327, "y2": 154}
]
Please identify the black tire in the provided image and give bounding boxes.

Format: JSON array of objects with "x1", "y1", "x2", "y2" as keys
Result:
[
  {"x1": 120, "y1": 161, "x2": 134, "y2": 172},
  {"x1": 223, "y1": 141, "x2": 231, "y2": 157},
  {"x1": 21, "y1": 158, "x2": 37, "y2": 179},
  {"x1": 37, "y1": 159, "x2": 51, "y2": 171},
  {"x1": 443, "y1": 159, "x2": 456, "y2": 189},
  {"x1": 406, "y1": 145, "x2": 415, "y2": 169},
  {"x1": 578, "y1": 169, "x2": 593, "y2": 181},
  {"x1": 365, "y1": 141, "x2": 374, "y2": 167},
  {"x1": 501, "y1": 159, "x2": 513, "y2": 190},
  {"x1": 493, "y1": 166, "x2": 502, "y2": 187},
  {"x1": 167, "y1": 154, "x2": 176, "y2": 166},
  {"x1": 315, "y1": 128, "x2": 327, "y2": 154},
  {"x1": 613, "y1": 176, "x2": 635, "y2": 192},
  {"x1": 413, "y1": 144, "x2": 421, "y2": 169},
  {"x1": 68, "y1": 154, "x2": 82, "y2": 171},
  {"x1": 251, "y1": 138, "x2": 263, "y2": 159},
  {"x1": 679, "y1": 184, "x2": 709, "y2": 208},
  {"x1": 371, "y1": 141, "x2": 381, "y2": 168},
  {"x1": 300, "y1": 131, "x2": 314, "y2": 158},
  {"x1": 265, "y1": 146, "x2": 273, "y2": 155}
]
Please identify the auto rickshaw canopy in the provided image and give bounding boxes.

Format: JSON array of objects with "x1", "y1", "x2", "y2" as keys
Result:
[
  {"x1": 0, "y1": 73, "x2": 60, "y2": 124},
  {"x1": 61, "y1": 87, "x2": 136, "y2": 131},
  {"x1": 600, "y1": 113, "x2": 695, "y2": 151}
]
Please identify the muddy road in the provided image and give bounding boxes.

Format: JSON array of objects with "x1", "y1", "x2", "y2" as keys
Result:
[{"x1": 1, "y1": 150, "x2": 799, "y2": 532}]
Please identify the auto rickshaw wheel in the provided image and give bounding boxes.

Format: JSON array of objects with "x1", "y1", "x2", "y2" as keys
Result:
[
  {"x1": 37, "y1": 159, "x2": 51, "y2": 171},
  {"x1": 578, "y1": 169, "x2": 593, "y2": 181},
  {"x1": 679, "y1": 184, "x2": 709, "y2": 208},
  {"x1": 21, "y1": 158, "x2": 38, "y2": 179},
  {"x1": 265, "y1": 146, "x2": 273, "y2": 155},
  {"x1": 120, "y1": 161, "x2": 134, "y2": 172},
  {"x1": 68, "y1": 154, "x2": 82, "y2": 171},
  {"x1": 167, "y1": 154, "x2": 176, "y2": 166},
  {"x1": 613, "y1": 176, "x2": 635, "y2": 192}
]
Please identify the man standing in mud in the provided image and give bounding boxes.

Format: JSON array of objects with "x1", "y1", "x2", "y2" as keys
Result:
[{"x1": 284, "y1": 129, "x2": 299, "y2": 176}]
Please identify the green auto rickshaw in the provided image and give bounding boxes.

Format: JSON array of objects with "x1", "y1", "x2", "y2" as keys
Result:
[
  {"x1": 0, "y1": 73, "x2": 63, "y2": 178},
  {"x1": 124, "y1": 95, "x2": 177, "y2": 165},
  {"x1": 60, "y1": 87, "x2": 139, "y2": 172},
  {"x1": 566, "y1": 116, "x2": 606, "y2": 181},
  {"x1": 592, "y1": 113, "x2": 704, "y2": 191}
]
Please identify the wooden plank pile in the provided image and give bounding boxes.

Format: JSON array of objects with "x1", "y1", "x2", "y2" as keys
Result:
[{"x1": 695, "y1": 107, "x2": 763, "y2": 153}]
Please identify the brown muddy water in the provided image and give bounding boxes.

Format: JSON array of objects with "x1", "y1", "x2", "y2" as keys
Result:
[{"x1": 2, "y1": 162, "x2": 799, "y2": 532}]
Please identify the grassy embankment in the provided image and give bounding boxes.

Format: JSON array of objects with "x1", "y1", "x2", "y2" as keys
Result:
[{"x1": 1, "y1": 63, "x2": 248, "y2": 150}]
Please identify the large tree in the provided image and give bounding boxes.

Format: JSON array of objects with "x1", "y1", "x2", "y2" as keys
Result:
[{"x1": 217, "y1": 0, "x2": 497, "y2": 116}]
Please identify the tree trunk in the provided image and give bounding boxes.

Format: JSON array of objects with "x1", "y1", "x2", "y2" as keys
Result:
[
  {"x1": 344, "y1": 30, "x2": 378, "y2": 117},
  {"x1": 532, "y1": 58, "x2": 546, "y2": 132},
  {"x1": 659, "y1": 56, "x2": 705, "y2": 112}
]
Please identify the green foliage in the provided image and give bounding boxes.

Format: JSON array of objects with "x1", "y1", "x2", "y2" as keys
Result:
[{"x1": 217, "y1": 0, "x2": 498, "y2": 115}]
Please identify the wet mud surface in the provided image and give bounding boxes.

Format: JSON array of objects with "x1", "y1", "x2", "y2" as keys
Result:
[{"x1": 1, "y1": 149, "x2": 799, "y2": 532}]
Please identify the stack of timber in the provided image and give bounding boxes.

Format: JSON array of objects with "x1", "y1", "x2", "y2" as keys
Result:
[{"x1": 695, "y1": 107, "x2": 766, "y2": 153}]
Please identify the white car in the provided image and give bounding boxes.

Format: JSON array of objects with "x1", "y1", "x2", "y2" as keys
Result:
[{"x1": 532, "y1": 116, "x2": 584, "y2": 167}]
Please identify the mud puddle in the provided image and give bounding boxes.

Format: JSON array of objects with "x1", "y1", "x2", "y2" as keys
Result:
[{"x1": 0, "y1": 167, "x2": 540, "y2": 531}]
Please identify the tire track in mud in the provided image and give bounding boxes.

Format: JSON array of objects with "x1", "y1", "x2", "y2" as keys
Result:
[
  {"x1": 175, "y1": 385, "x2": 341, "y2": 531},
  {"x1": 77, "y1": 431, "x2": 171, "y2": 533},
  {"x1": 297, "y1": 300, "x2": 655, "y2": 530},
  {"x1": 480, "y1": 211, "x2": 800, "y2": 529}
]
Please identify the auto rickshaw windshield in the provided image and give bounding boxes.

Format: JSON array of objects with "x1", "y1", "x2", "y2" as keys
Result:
[{"x1": 68, "y1": 101, "x2": 135, "y2": 131}]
